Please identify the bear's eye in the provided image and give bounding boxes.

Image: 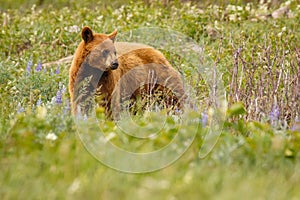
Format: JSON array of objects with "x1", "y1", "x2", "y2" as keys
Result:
[{"x1": 102, "y1": 49, "x2": 109, "y2": 57}]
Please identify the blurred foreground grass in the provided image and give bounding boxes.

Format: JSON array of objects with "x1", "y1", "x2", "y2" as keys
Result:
[{"x1": 0, "y1": 0, "x2": 300, "y2": 199}]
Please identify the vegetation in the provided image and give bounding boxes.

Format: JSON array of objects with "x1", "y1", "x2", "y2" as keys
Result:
[{"x1": 0, "y1": 0, "x2": 299, "y2": 199}]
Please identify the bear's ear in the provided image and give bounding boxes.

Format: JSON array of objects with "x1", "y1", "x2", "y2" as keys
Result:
[
  {"x1": 81, "y1": 26, "x2": 94, "y2": 44},
  {"x1": 108, "y1": 30, "x2": 118, "y2": 42}
]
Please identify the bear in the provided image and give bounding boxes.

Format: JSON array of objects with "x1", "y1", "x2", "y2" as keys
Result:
[{"x1": 69, "y1": 26, "x2": 186, "y2": 118}]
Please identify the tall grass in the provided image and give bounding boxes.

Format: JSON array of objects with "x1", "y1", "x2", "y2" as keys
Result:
[{"x1": 1, "y1": 0, "x2": 300, "y2": 199}]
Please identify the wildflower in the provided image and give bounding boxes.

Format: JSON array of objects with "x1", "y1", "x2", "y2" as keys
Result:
[
  {"x1": 65, "y1": 25, "x2": 80, "y2": 33},
  {"x1": 237, "y1": 6, "x2": 243, "y2": 11},
  {"x1": 291, "y1": 117, "x2": 300, "y2": 132},
  {"x1": 174, "y1": 107, "x2": 181, "y2": 114},
  {"x1": 55, "y1": 65, "x2": 60, "y2": 74},
  {"x1": 26, "y1": 56, "x2": 33, "y2": 75},
  {"x1": 201, "y1": 112, "x2": 208, "y2": 127},
  {"x1": 17, "y1": 102, "x2": 24, "y2": 113},
  {"x1": 46, "y1": 132, "x2": 58, "y2": 141},
  {"x1": 36, "y1": 61, "x2": 42, "y2": 72},
  {"x1": 270, "y1": 103, "x2": 280, "y2": 126},
  {"x1": 228, "y1": 14, "x2": 237, "y2": 22},
  {"x1": 83, "y1": 114, "x2": 88, "y2": 121},
  {"x1": 56, "y1": 83, "x2": 66, "y2": 104},
  {"x1": 68, "y1": 179, "x2": 81, "y2": 194},
  {"x1": 61, "y1": 84, "x2": 66, "y2": 94},
  {"x1": 63, "y1": 100, "x2": 71, "y2": 114},
  {"x1": 36, "y1": 97, "x2": 42, "y2": 106},
  {"x1": 245, "y1": 3, "x2": 251, "y2": 11},
  {"x1": 56, "y1": 88, "x2": 63, "y2": 104}
]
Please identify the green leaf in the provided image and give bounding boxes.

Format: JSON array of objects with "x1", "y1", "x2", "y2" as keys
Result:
[{"x1": 227, "y1": 102, "x2": 246, "y2": 117}]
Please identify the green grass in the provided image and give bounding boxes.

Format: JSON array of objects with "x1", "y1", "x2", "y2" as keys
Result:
[{"x1": 1, "y1": 0, "x2": 300, "y2": 199}]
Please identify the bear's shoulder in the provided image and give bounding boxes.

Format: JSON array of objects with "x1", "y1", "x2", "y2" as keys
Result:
[{"x1": 115, "y1": 42, "x2": 153, "y2": 56}]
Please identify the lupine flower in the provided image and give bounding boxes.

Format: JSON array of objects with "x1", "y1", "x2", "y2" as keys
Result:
[
  {"x1": 56, "y1": 88, "x2": 63, "y2": 104},
  {"x1": 291, "y1": 118, "x2": 300, "y2": 132},
  {"x1": 83, "y1": 114, "x2": 88, "y2": 121},
  {"x1": 26, "y1": 56, "x2": 33, "y2": 75},
  {"x1": 61, "y1": 84, "x2": 66, "y2": 94},
  {"x1": 174, "y1": 107, "x2": 180, "y2": 114},
  {"x1": 36, "y1": 97, "x2": 42, "y2": 106},
  {"x1": 55, "y1": 65, "x2": 60, "y2": 74},
  {"x1": 201, "y1": 112, "x2": 208, "y2": 127},
  {"x1": 270, "y1": 103, "x2": 280, "y2": 126},
  {"x1": 36, "y1": 62, "x2": 42, "y2": 72},
  {"x1": 17, "y1": 102, "x2": 24, "y2": 113},
  {"x1": 55, "y1": 83, "x2": 66, "y2": 105}
]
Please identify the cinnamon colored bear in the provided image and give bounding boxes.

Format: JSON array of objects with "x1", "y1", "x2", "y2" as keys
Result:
[{"x1": 69, "y1": 26, "x2": 186, "y2": 117}]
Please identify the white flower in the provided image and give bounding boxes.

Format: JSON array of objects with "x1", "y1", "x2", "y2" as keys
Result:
[
  {"x1": 96, "y1": 15, "x2": 103, "y2": 21},
  {"x1": 246, "y1": 3, "x2": 251, "y2": 11},
  {"x1": 68, "y1": 179, "x2": 80, "y2": 194},
  {"x1": 46, "y1": 132, "x2": 58, "y2": 141},
  {"x1": 229, "y1": 14, "x2": 237, "y2": 21},
  {"x1": 64, "y1": 25, "x2": 80, "y2": 33},
  {"x1": 284, "y1": 0, "x2": 291, "y2": 6}
]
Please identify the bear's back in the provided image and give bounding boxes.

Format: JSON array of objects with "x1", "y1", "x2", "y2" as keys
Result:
[{"x1": 115, "y1": 42, "x2": 153, "y2": 56}]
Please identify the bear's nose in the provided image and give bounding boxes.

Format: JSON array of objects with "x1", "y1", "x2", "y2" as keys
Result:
[{"x1": 111, "y1": 60, "x2": 119, "y2": 70}]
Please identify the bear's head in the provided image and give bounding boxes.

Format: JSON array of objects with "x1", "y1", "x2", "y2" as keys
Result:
[{"x1": 81, "y1": 26, "x2": 119, "y2": 71}]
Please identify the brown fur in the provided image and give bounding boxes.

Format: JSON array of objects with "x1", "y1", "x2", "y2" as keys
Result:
[{"x1": 69, "y1": 26, "x2": 186, "y2": 116}]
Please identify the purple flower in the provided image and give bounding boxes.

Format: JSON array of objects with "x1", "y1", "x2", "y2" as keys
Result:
[
  {"x1": 36, "y1": 62, "x2": 42, "y2": 72},
  {"x1": 55, "y1": 83, "x2": 66, "y2": 105},
  {"x1": 174, "y1": 107, "x2": 181, "y2": 114},
  {"x1": 291, "y1": 118, "x2": 300, "y2": 132},
  {"x1": 201, "y1": 112, "x2": 208, "y2": 127},
  {"x1": 36, "y1": 97, "x2": 42, "y2": 106},
  {"x1": 61, "y1": 84, "x2": 66, "y2": 94},
  {"x1": 270, "y1": 103, "x2": 280, "y2": 126},
  {"x1": 83, "y1": 114, "x2": 88, "y2": 121},
  {"x1": 55, "y1": 65, "x2": 60, "y2": 74},
  {"x1": 26, "y1": 56, "x2": 33, "y2": 75},
  {"x1": 56, "y1": 89, "x2": 63, "y2": 104},
  {"x1": 17, "y1": 102, "x2": 24, "y2": 113}
]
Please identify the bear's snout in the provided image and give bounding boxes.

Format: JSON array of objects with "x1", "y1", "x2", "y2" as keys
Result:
[{"x1": 110, "y1": 60, "x2": 119, "y2": 70}]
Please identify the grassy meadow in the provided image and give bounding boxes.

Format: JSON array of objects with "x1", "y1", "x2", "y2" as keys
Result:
[{"x1": 1, "y1": 0, "x2": 300, "y2": 199}]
